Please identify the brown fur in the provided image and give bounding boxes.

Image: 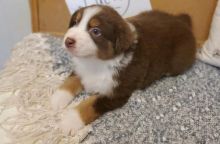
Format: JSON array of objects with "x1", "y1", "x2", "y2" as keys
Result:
[
  {"x1": 94, "y1": 6, "x2": 135, "y2": 59},
  {"x1": 66, "y1": 6, "x2": 196, "y2": 124},
  {"x1": 59, "y1": 74, "x2": 83, "y2": 96},
  {"x1": 76, "y1": 96, "x2": 100, "y2": 125},
  {"x1": 69, "y1": 8, "x2": 84, "y2": 27},
  {"x1": 93, "y1": 9, "x2": 196, "y2": 115},
  {"x1": 89, "y1": 18, "x2": 101, "y2": 27}
]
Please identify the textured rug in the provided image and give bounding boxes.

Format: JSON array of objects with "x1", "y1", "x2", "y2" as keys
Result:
[
  {"x1": 0, "y1": 34, "x2": 91, "y2": 144},
  {"x1": 0, "y1": 33, "x2": 220, "y2": 144}
]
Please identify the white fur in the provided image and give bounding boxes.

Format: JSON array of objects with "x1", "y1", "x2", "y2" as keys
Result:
[
  {"x1": 126, "y1": 21, "x2": 138, "y2": 44},
  {"x1": 60, "y1": 109, "x2": 85, "y2": 135},
  {"x1": 73, "y1": 53, "x2": 133, "y2": 95},
  {"x1": 64, "y1": 6, "x2": 101, "y2": 57},
  {"x1": 78, "y1": 7, "x2": 101, "y2": 30},
  {"x1": 127, "y1": 22, "x2": 136, "y2": 33},
  {"x1": 51, "y1": 89, "x2": 73, "y2": 110}
]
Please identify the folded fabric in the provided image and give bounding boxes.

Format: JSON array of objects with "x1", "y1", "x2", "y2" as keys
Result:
[{"x1": 197, "y1": 0, "x2": 220, "y2": 67}]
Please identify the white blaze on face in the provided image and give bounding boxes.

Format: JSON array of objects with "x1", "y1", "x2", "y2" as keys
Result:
[{"x1": 64, "y1": 6, "x2": 102, "y2": 57}]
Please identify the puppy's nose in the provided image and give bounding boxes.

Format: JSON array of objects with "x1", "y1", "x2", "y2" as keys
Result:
[{"x1": 65, "y1": 37, "x2": 75, "y2": 48}]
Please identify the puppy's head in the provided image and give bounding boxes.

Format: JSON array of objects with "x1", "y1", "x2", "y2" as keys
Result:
[{"x1": 64, "y1": 5, "x2": 134, "y2": 60}]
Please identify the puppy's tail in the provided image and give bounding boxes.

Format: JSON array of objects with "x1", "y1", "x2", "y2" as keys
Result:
[{"x1": 177, "y1": 14, "x2": 192, "y2": 28}]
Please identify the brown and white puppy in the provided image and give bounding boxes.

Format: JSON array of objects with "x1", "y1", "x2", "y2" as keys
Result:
[{"x1": 51, "y1": 5, "x2": 196, "y2": 135}]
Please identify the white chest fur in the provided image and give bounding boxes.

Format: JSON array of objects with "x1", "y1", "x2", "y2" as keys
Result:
[{"x1": 72, "y1": 54, "x2": 133, "y2": 95}]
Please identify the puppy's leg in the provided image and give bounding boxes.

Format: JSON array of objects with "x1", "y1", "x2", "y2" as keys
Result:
[
  {"x1": 51, "y1": 74, "x2": 83, "y2": 110},
  {"x1": 60, "y1": 95, "x2": 129, "y2": 135}
]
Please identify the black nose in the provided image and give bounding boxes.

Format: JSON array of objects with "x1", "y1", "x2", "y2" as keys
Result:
[{"x1": 65, "y1": 37, "x2": 75, "y2": 48}]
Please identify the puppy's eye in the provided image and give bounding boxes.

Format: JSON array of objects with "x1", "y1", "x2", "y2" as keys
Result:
[{"x1": 89, "y1": 27, "x2": 102, "y2": 37}]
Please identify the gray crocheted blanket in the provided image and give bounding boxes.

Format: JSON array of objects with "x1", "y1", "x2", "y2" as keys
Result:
[{"x1": 1, "y1": 34, "x2": 219, "y2": 144}]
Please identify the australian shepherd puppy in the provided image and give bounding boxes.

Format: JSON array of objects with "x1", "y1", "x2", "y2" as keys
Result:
[{"x1": 51, "y1": 5, "x2": 196, "y2": 135}]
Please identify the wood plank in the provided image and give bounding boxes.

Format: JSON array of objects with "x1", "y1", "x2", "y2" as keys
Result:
[
  {"x1": 29, "y1": 0, "x2": 40, "y2": 32},
  {"x1": 150, "y1": 0, "x2": 217, "y2": 47}
]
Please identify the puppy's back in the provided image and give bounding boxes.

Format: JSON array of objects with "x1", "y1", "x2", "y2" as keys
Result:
[{"x1": 127, "y1": 10, "x2": 196, "y2": 76}]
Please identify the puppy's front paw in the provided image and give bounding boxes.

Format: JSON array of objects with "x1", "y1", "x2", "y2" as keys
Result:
[
  {"x1": 60, "y1": 109, "x2": 85, "y2": 135},
  {"x1": 51, "y1": 89, "x2": 73, "y2": 110}
]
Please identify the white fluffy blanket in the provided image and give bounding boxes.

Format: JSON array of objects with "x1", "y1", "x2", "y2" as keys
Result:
[{"x1": 0, "y1": 34, "x2": 91, "y2": 144}]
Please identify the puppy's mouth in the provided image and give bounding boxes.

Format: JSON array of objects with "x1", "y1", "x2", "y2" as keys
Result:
[
  {"x1": 65, "y1": 46, "x2": 79, "y2": 56},
  {"x1": 66, "y1": 45, "x2": 76, "y2": 51},
  {"x1": 65, "y1": 46, "x2": 94, "y2": 58}
]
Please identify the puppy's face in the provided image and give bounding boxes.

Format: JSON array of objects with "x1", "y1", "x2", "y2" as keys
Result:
[{"x1": 64, "y1": 5, "x2": 134, "y2": 60}]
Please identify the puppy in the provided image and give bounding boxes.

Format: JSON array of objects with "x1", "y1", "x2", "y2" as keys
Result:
[{"x1": 51, "y1": 5, "x2": 196, "y2": 135}]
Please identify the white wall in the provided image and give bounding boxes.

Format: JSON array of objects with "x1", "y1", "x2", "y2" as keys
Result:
[{"x1": 0, "y1": 0, "x2": 32, "y2": 69}]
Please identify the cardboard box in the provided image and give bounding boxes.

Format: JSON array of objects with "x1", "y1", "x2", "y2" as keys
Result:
[
  {"x1": 30, "y1": 0, "x2": 71, "y2": 35},
  {"x1": 151, "y1": 0, "x2": 217, "y2": 47},
  {"x1": 30, "y1": 0, "x2": 217, "y2": 47}
]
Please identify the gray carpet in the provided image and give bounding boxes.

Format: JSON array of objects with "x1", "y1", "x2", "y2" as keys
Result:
[{"x1": 46, "y1": 34, "x2": 220, "y2": 144}]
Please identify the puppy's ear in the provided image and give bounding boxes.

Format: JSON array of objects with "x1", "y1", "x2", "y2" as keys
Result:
[
  {"x1": 68, "y1": 9, "x2": 82, "y2": 28},
  {"x1": 69, "y1": 15, "x2": 76, "y2": 28},
  {"x1": 115, "y1": 23, "x2": 134, "y2": 54}
]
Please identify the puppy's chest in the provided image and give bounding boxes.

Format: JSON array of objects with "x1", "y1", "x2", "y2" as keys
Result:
[{"x1": 73, "y1": 60, "x2": 118, "y2": 95}]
